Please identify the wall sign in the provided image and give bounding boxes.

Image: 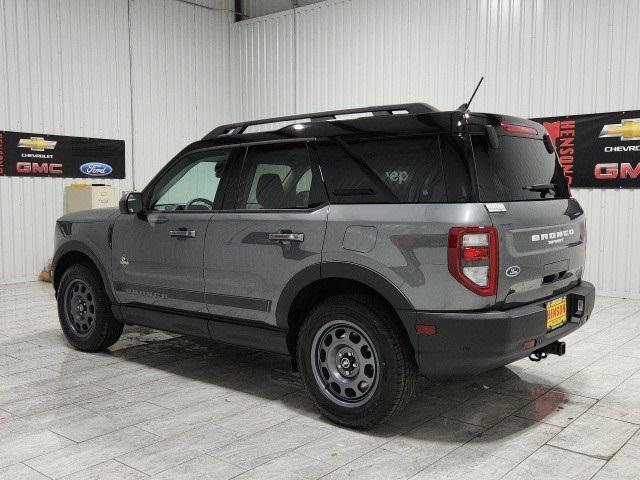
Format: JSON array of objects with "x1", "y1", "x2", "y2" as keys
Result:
[
  {"x1": 531, "y1": 111, "x2": 640, "y2": 188},
  {"x1": 0, "y1": 131, "x2": 125, "y2": 179}
]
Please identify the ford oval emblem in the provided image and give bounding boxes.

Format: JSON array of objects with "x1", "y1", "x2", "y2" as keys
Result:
[
  {"x1": 506, "y1": 266, "x2": 521, "y2": 277},
  {"x1": 80, "y1": 162, "x2": 113, "y2": 177}
]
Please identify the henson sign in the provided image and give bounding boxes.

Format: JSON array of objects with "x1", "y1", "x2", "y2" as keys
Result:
[
  {"x1": 0, "y1": 131, "x2": 125, "y2": 179},
  {"x1": 532, "y1": 111, "x2": 640, "y2": 188}
]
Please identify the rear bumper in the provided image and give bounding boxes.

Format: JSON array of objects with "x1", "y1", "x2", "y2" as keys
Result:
[{"x1": 402, "y1": 281, "x2": 595, "y2": 378}]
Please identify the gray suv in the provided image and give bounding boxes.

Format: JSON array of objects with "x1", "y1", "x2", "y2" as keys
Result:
[{"x1": 53, "y1": 103, "x2": 595, "y2": 428}]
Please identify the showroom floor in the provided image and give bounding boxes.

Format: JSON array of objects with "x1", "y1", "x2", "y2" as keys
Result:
[{"x1": 1, "y1": 283, "x2": 640, "y2": 479}]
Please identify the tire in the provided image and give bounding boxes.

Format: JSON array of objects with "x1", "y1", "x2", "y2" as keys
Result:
[
  {"x1": 297, "y1": 294, "x2": 417, "y2": 429},
  {"x1": 57, "y1": 263, "x2": 123, "y2": 351}
]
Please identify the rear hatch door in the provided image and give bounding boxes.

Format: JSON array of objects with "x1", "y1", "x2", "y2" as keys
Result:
[{"x1": 471, "y1": 130, "x2": 586, "y2": 308}]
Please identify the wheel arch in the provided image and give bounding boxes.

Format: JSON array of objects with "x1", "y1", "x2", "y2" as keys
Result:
[
  {"x1": 276, "y1": 262, "x2": 415, "y2": 366},
  {"x1": 52, "y1": 241, "x2": 114, "y2": 302}
]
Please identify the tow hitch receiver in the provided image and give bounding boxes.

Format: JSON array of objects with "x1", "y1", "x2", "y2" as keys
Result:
[{"x1": 529, "y1": 341, "x2": 566, "y2": 362}]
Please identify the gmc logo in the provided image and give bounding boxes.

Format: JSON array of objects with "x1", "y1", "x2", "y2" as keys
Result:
[
  {"x1": 16, "y1": 161, "x2": 63, "y2": 175},
  {"x1": 595, "y1": 162, "x2": 640, "y2": 180}
]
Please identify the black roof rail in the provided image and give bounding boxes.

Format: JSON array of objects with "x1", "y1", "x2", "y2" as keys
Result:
[{"x1": 202, "y1": 103, "x2": 438, "y2": 140}]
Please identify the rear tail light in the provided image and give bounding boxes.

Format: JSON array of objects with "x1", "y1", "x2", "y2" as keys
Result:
[{"x1": 448, "y1": 227, "x2": 498, "y2": 296}]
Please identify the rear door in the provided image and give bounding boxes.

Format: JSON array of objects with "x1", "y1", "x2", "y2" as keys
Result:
[
  {"x1": 203, "y1": 141, "x2": 328, "y2": 326},
  {"x1": 471, "y1": 132, "x2": 586, "y2": 307}
]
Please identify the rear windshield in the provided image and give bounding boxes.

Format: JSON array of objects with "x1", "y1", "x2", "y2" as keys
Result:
[{"x1": 472, "y1": 135, "x2": 570, "y2": 202}]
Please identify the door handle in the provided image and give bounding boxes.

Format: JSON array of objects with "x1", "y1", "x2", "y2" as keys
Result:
[
  {"x1": 169, "y1": 229, "x2": 197, "y2": 238},
  {"x1": 268, "y1": 232, "x2": 304, "y2": 242}
]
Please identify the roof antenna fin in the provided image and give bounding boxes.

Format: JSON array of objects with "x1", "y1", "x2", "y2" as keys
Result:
[{"x1": 457, "y1": 76, "x2": 484, "y2": 112}]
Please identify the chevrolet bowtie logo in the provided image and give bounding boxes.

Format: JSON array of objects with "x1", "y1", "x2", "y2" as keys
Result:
[
  {"x1": 18, "y1": 136, "x2": 57, "y2": 151},
  {"x1": 599, "y1": 119, "x2": 640, "y2": 141}
]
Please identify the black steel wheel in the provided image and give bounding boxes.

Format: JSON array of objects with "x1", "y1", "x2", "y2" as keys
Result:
[
  {"x1": 57, "y1": 263, "x2": 123, "y2": 351},
  {"x1": 63, "y1": 280, "x2": 97, "y2": 337},
  {"x1": 311, "y1": 320, "x2": 379, "y2": 407},
  {"x1": 298, "y1": 294, "x2": 417, "y2": 429}
]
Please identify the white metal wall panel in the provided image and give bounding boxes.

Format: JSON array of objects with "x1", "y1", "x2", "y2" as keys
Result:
[
  {"x1": 0, "y1": 0, "x2": 134, "y2": 284},
  {"x1": 0, "y1": 0, "x2": 231, "y2": 284},
  {"x1": 232, "y1": 0, "x2": 640, "y2": 298},
  {"x1": 241, "y1": 0, "x2": 326, "y2": 19},
  {"x1": 231, "y1": 11, "x2": 296, "y2": 126},
  {"x1": 129, "y1": 0, "x2": 231, "y2": 189}
]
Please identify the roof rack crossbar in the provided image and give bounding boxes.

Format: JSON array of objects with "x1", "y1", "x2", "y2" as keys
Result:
[{"x1": 203, "y1": 103, "x2": 437, "y2": 140}]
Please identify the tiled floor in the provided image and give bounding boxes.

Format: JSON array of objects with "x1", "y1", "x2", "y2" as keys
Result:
[{"x1": 1, "y1": 282, "x2": 640, "y2": 479}]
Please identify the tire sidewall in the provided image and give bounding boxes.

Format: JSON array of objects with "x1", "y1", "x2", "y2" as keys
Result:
[{"x1": 298, "y1": 297, "x2": 408, "y2": 426}]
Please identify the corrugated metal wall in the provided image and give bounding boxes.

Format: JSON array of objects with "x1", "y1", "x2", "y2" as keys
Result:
[
  {"x1": 231, "y1": 0, "x2": 640, "y2": 298},
  {"x1": 0, "y1": 0, "x2": 133, "y2": 283},
  {"x1": 0, "y1": 0, "x2": 231, "y2": 283},
  {"x1": 241, "y1": 0, "x2": 326, "y2": 19},
  {"x1": 129, "y1": 0, "x2": 232, "y2": 187}
]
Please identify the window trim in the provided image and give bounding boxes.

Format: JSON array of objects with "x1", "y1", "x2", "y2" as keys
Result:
[
  {"x1": 145, "y1": 148, "x2": 234, "y2": 214},
  {"x1": 222, "y1": 140, "x2": 329, "y2": 214},
  {"x1": 140, "y1": 138, "x2": 316, "y2": 214}
]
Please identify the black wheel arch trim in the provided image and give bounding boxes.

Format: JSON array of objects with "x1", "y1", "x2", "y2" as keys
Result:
[
  {"x1": 52, "y1": 240, "x2": 115, "y2": 302},
  {"x1": 275, "y1": 261, "x2": 413, "y2": 329}
]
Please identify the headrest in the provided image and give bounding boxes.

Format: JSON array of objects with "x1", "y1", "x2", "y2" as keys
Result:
[{"x1": 256, "y1": 173, "x2": 284, "y2": 209}]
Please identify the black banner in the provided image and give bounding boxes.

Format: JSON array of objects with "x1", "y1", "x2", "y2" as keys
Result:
[
  {"x1": 531, "y1": 111, "x2": 640, "y2": 188},
  {"x1": 0, "y1": 131, "x2": 125, "y2": 179}
]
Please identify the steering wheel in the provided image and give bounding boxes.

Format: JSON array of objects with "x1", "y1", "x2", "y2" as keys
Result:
[{"x1": 186, "y1": 197, "x2": 214, "y2": 210}]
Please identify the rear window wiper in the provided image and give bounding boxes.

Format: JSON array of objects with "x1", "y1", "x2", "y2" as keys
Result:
[
  {"x1": 522, "y1": 183, "x2": 556, "y2": 193},
  {"x1": 522, "y1": 183, "x2": 558, "y2": 198}
]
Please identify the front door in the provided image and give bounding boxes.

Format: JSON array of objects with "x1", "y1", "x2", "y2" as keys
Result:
[
  {"x1": 112, "y1": 148, "x2": 234, "y2": 315},
  {"x1": 204, "y1": 142, "x2": 328, "y2": 326}
]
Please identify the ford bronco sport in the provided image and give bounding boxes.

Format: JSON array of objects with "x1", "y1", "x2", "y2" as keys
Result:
[{"x1": 53, "y1": 103, "x2": 595, "y2": 428}]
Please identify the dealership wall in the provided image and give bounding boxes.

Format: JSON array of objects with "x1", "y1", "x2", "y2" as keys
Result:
[
  {"x1": 231, "y1": 0, "x2": 640, "y2": 298},
  {"x1": 2, "y1": 0, "x2": 639, "y2": 299},
  {"x1": 0, "y1": 0, "x2": 231, "y2": 283}
]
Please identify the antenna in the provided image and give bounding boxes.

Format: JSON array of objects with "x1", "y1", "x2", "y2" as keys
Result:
[{"x1": 457, "y1": 76, "x2": 484, "y2": 112}]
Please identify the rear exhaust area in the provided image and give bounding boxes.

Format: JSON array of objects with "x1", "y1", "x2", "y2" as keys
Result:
[{"x1": 529, "y1": 341, "x2": 566, "y2": 362}]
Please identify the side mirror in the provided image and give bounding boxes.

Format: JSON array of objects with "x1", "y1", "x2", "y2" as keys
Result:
[{"x1": 119, "y1": 192, "x2": 143, "y2": 214}]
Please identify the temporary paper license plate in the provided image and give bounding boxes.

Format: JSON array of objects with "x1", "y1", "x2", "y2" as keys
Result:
[{"x1": 546, "y1": 297, "x2": 567, "y2": 331}]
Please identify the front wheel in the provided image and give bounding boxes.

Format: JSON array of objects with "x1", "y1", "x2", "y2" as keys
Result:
[
  {"x1": 57, "y1": 263, "x2": 123, "y2": 351},
  {"x1": 297, "y1": 294, "x2": 417, "y2": 429}
]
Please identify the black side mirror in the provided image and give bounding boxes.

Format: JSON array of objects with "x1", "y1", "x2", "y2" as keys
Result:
[
  {"x1": 119, "y1": 192, "x2": 143, "y2": 214},
  {"x1": 485, "y1": 125, "x2": 500, "y2": 149}
]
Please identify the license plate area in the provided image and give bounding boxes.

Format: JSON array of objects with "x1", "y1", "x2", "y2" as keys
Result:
[{"x1": 546, "y1": 297, "x2": 568, "y2": 331}]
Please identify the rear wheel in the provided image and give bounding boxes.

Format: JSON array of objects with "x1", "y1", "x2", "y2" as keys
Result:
[
  {"x1": 297, "y1": 294, "x2": 417, "y2": 429},
  {"x1": 57, "y1": 263, "x2": 123, "y2": 351}
]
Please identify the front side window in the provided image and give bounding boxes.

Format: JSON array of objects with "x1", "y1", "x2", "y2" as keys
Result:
[
  {"x1": 236, "y1": 143, "x2": 324, "y2": 210},
  {"x1": 316, "y1": 136, "x2": 447, "y2": 204},
  {"x1": 150, "y1": 149, "x2": 231, "y2": 211}
]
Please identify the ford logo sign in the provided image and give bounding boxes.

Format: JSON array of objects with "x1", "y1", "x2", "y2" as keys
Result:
[
  {"x1": 505, "y1": 266, "x2": 521, "y2": 278},
  {"x1": 80, "y1": 162, "x2": 113, "y2": 177}
]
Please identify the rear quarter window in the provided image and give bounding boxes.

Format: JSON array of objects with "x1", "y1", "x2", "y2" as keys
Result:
[{"x1": 315, "y1": 136, "x2": 448, "y2": 204}]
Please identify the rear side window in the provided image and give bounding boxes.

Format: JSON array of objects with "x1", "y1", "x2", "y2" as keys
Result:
[
  {"x1": 316, "y1": 136, "x2": 446, "y2": 203},
  {"x1": 472, "y1": 135, "x2": 570, "y2": 202},
  {"x1": 236, "y1": 143, "x2": 325, "y2": 210}
]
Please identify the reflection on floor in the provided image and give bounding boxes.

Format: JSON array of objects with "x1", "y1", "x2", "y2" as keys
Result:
[{"x1": 1, "y1": 282, "x2": 640, "y2": 479}]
